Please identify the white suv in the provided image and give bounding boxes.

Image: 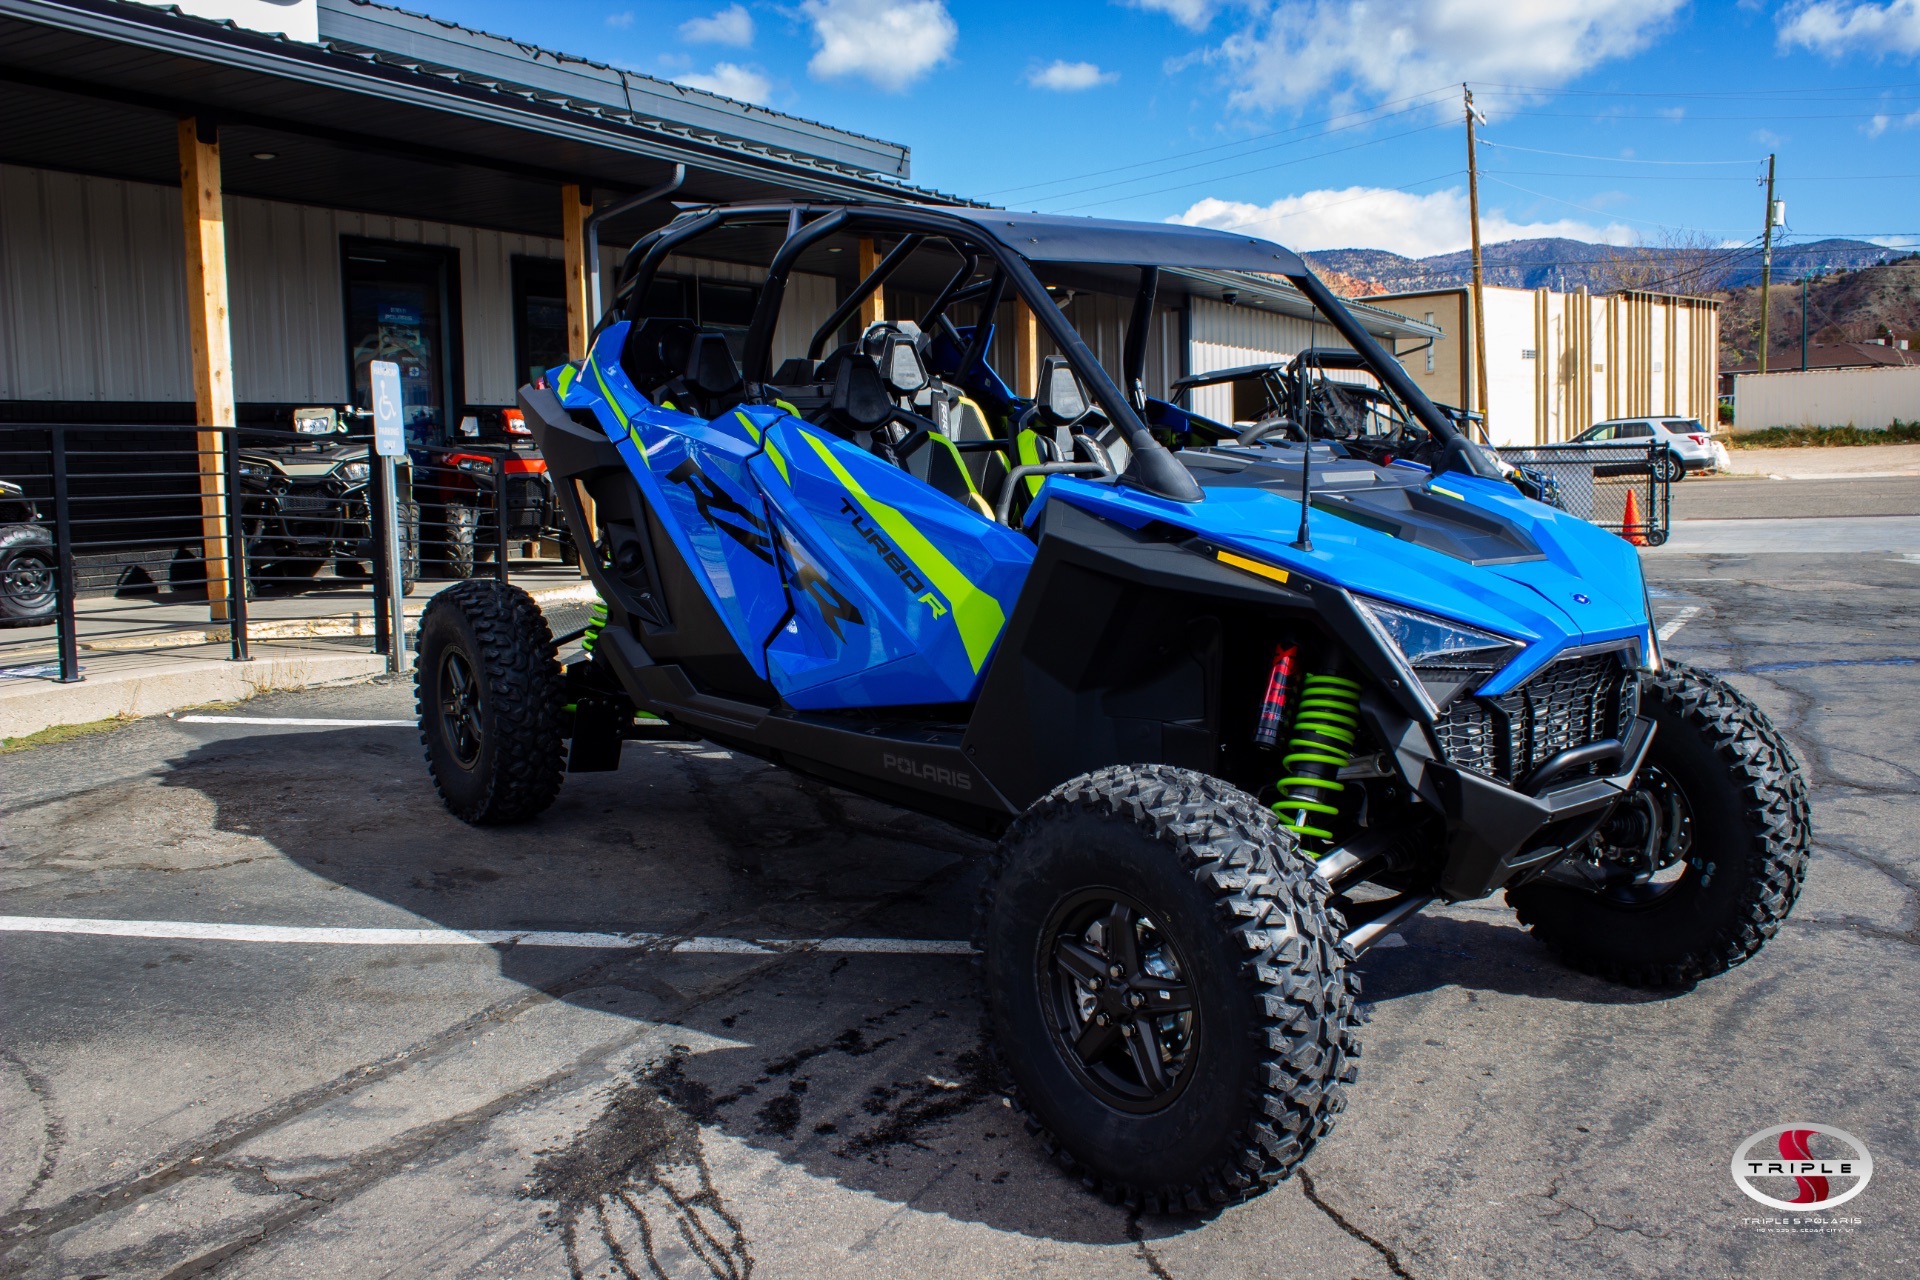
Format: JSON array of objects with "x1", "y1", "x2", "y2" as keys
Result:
[{"x1": 1573, "y1": 417, "x2": 1717, "y2": 481}]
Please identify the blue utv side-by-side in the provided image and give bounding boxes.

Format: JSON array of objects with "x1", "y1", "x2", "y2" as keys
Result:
[{"x1": 414, "y1": 203, "x2": 1810, "y2": 1214}]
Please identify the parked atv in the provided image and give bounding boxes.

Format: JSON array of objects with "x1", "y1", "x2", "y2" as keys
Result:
[
  {"x1": 413, "y1": 409, "x2": 564, "y2": 580},
  {"x1": 237, "y1": 408, "x2": 418, "y2": 594},
  {"x1": 0, "y1": 477, "x2": 55, "y2": 627},
  {"x1": 415, "y1": 205, "x2": 1809, "y2": 1213}
]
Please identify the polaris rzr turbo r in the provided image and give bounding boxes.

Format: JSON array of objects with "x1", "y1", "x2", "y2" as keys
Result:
[{"x1": 415, "y1": 205, "x2": 1809, "y2": 1212}]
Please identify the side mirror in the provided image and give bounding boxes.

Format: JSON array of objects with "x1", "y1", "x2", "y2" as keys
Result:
[{"x1": 1036, "y1": 356, "x2": 1088, "y2": 426}]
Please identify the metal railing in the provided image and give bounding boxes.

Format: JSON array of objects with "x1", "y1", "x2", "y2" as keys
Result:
[
  {"x1": 0, "y1": 424, "x2": 576, "y2": 683},
  {"x1": 1496, "y1": 441, "x2": 1673, "y2": 546}
]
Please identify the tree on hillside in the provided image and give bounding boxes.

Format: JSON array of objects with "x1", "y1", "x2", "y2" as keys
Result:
[{"x1": 1592, "y1": 230, "x2": 1742, "y2": 297}]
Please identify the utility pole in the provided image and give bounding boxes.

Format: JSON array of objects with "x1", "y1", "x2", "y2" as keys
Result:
[
  {"x1": 1757, "y1": 153, "x2": 1777, "y2": 374},
  {"x1": 1465, "y1": 85, "x2": 1490, "y2": 426},
  {"x1": 1801, "y1": 275, "x2": 1809, "y2": 371}
]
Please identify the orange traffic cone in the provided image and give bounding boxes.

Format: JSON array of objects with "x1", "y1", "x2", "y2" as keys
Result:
[{"x1": 1622, "y1": 488, "x2": 1647, "y2": 546}]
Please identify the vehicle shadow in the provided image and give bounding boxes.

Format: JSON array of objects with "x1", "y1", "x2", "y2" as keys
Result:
[{"x1": 155, "y1": 725, "x2": 1667, "y2": 1249}]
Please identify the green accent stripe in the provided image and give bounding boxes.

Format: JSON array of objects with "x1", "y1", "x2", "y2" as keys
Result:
[
  {"x1": 556, "y1": 363, "x2": 577, "y2": 396},
  {"x1": 765, "y1": 441, "x2": 791, "y2": 484},
  {"x1": 733, "y1": 410, "x2": 762, "y2": 443},
  {"x1": 798, "y1": 431, "x2": 1005, "y2": 672},
  {"x1": 588, "y1": 359, "x2": 648, "y2": 465}
]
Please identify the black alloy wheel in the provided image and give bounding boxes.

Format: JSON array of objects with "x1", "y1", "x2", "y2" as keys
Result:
[
  {"x1": 978, "y1": 764, "x2": 1360, "y2": 1213},
  {"x1": 437, "y1": 647, "x2": 484, "y2": 767},
  {"x1": 1589, "y1": 764, "x2": 1695, "y2": 906},
  {"x1": 1508, "y1": 660, "x2": 1809, "y2": 988},
  {"x1": 1042, "y1": 890, "x2": 1197, "y2": 1113}
]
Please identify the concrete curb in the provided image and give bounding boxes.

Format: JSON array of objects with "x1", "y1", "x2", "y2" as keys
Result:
[
  {"x1": 0, "y1": 582, "x2": 598, "y2": 742},
  {"x1": 0, "y1": 649, "x2": 389, "y2": 742}
]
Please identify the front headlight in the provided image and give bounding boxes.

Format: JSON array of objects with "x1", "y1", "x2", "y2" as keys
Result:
[
  {"x1": 1640, "y1": 577, "x2": 1663, "y2": 672},
  {"x1": 337, "y1": 461, "x2": 371, "y2": 485},
  {"x1": 1354, "y1": 595, "x2": 1520, "y2": 684}
]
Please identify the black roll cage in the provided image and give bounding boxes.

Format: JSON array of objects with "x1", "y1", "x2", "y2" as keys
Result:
[{"x1": 606, "y1": 204, "x2": 1495, "y2": 496}]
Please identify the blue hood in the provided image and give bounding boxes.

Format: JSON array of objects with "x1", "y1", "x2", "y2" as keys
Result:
[{"x1": 1040, "y1": 464, "x2": 1651, "y2": 697}]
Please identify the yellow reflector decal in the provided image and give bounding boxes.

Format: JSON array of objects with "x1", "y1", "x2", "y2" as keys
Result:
[
  {"x1": 1216, "y1": 549, "x2": 1290, "y2": 585},
  {"x1": 798, "y1": 431, "x2": 1005, "y2": 672},
  {"x1": 1429, "y1": 484, "x2": 1465, "y2": 501}
]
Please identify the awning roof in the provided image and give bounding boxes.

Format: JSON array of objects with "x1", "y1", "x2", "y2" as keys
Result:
[{"x1": 0, "y1": 0, "x2": 966, "y2": 241}]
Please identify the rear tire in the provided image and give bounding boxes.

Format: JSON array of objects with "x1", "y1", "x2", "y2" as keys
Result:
[
  {"x1": 1507, "y1": 661, "x2": 1810, "y2": 988},
  {"x1": 443, "y1": 503, "x2": 479, "y2": 580},
  {"x1": 977, "y1": 765, "x2": 1360, "y2": 1213},
  {"x1": 415, "y1": 579, "x2": 564, "y2": 824}
]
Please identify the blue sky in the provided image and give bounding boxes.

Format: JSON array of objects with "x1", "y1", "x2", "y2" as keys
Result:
[{"x1": 433, "y1": 1, "x2": 1920, "y2": 258}]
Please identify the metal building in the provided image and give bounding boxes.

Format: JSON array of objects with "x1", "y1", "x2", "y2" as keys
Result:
[{"x1": 1368, "y1": 285, "x2": 1721, "y2": 446}]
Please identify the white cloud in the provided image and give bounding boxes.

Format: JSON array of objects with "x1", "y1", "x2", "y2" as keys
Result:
[
  {"x1": 606, "y1": 11, "x2": 634, "y2": 28},
  {"x1": 802, "y1": 0, "x2": 958, "y2": 91},
  {"x1": 1213, "y1": 1, "x2": 1685, "y2": 111},
  {"x1": 1127, "y1": 0, "x2": 1218, "y2": 31},
  {"x1": 1171, "y1": 187, "x2": 1634, "y2": 258},
  {"x1": 1029, "y1": 59, "x2": 1119, "y2": 90},
  {"x1": 1779, "y1": 1, "x2": 1920, "y2": 58},
  {"x1": 1867, "y1": 107, "x2": 1920, "y2": 133},
  {"x1": 677, "y1": 62, "x2": 775, "y2": 104},
  {"x1": 680, "y1": 4, "x2": 756, "y2": 47}
]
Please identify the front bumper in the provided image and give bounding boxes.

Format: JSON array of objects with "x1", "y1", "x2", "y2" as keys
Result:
[{"x1": 1367, "y1": 692, "x2": 1657, "y2": 901}]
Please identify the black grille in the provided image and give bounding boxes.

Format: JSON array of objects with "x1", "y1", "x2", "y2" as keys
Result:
[{"x1": 1432, "y1": 652, "x2": 1636, "y2": 783}]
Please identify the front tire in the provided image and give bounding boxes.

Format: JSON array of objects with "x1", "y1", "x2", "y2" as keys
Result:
[
  {"x1": 415, "y1": 579, "x2": 564, "y2": 824},
  {"x1": 1508, "y1": 661, "x2": 1810, "y2": 988},
  {"x1": 0, "y1": 525, "x2": 56, "y2": 627},
  {"x1": 977, "y1": 765, "x2": 1360, "y2": 1213}
]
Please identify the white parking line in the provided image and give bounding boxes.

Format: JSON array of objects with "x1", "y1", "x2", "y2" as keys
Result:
[
  {"x1": 174, "y1": 716, "x2": 416, "y2": 728},
  {"x1": 0, "y1": 915, "x2": 973, "y2": 955},
  {"x1": 1658, "y1": 606, "x2": 1702, "y2": 642}
]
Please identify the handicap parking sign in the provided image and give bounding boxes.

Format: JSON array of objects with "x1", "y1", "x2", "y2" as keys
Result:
[{"x1": 370, "y1": 360, "x2": 405, "y2": 457}]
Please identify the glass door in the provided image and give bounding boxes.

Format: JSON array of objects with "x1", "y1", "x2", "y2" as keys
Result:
[{"x1": 342, "y1": 240, "x2": 462, "y2": 448}]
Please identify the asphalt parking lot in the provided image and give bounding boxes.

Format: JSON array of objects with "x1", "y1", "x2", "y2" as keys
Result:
[{"x1": 4, "y1": 504, "x2": 1917, "y2": 1277}]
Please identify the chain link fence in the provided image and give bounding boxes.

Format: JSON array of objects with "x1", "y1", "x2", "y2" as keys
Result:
[{"x1": 1496, "y1": 442, "x2": 1673, "y2": 546}]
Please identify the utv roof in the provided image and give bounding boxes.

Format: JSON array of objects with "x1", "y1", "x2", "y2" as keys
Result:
[
  {"x1": 1171, "y1": 349, "x2": 1373, "y2": 390},
  {"x1": 924, "y1": 208, "x2": 1307, "y2": 275}
]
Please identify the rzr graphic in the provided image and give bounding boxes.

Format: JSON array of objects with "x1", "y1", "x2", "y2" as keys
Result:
[
  {"x1": 420, "y1": 201, "x2": 1809, "y2": 1221},
  {"x1": 664, "y1": 457, "x2": 772, "y2": 564},
  {"x1": 780, "y1": 528, "x2": 863, "y2": 642}
]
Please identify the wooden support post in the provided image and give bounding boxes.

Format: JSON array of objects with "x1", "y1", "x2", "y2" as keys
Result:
[
  {"x1": 857, "y1": 237, "x2": 885, "y2": 329},
  {"x1": 1013, "y1": 297, "x2": 1039, "y2": 399},
  {"x1": 179, "y1": 117, "x2": 235, "y2": 623},
  {"x1": 562, "y1": 183, "x2": 593, "y2": 361}
]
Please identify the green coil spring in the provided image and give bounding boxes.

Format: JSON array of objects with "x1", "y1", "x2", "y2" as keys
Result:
[
  {"x1": 581, "y1": 598, "x2": 608, "y2": 655},
  {"x1": 1272, "y1": 672, "x2": 1362, "y2": 849}
]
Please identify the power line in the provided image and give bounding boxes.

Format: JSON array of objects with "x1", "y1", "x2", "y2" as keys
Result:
[
  {"x1": 1491, "y1": 169, "x2": 1920, "y2": 182},
  {"x1": 976, "y1": 83, "x2": 1459, "y2": 201},
  {"x1": 1479, "y1": 139, "x2": 1760, "y2": 165},
  {"x1": 1476, "y1": 81, "x2": 1920, "y2": 99},
  {"x1": 1044, "y1": 119, "x2": 1443, "y2": 213},
  {"x1": 1480, "y1": 175, "x2": 1746, "y2": 234}
]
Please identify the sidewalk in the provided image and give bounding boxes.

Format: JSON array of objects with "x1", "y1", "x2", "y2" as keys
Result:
[
  {"x1": 1, "y1": 571, "x2": 597, "y2": 742},
  {"x1": 1721, "y1": 442, "x2": 1920, "y2": 479}
]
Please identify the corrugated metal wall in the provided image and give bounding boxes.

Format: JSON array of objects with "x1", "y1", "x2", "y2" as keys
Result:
[
  {"x1": 1734, "y1": 364, "x2": 1920, "y2": 431},
  {"x1": 0, "y1": 163, "x2": 837, "y2": 408},
  {"x1": 0, "y1": 164, "x2": 193, "y2": 401},
  {"x1": 1187, "y1": 297, "x2": 1347, "y2": 421}
]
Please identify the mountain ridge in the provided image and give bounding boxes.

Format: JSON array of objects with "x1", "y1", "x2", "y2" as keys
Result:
[{"x1": 1306, "y1": 237, "x2": 1909, "y2": 296}]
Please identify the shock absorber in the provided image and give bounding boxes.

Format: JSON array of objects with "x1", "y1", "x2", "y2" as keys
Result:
[
  {"x1": 581, "y1": 596, "x2": 608, "y2": 655},
  {"x1": 1272, "y1": 670, "x2": 1362, "y2": 851}
]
